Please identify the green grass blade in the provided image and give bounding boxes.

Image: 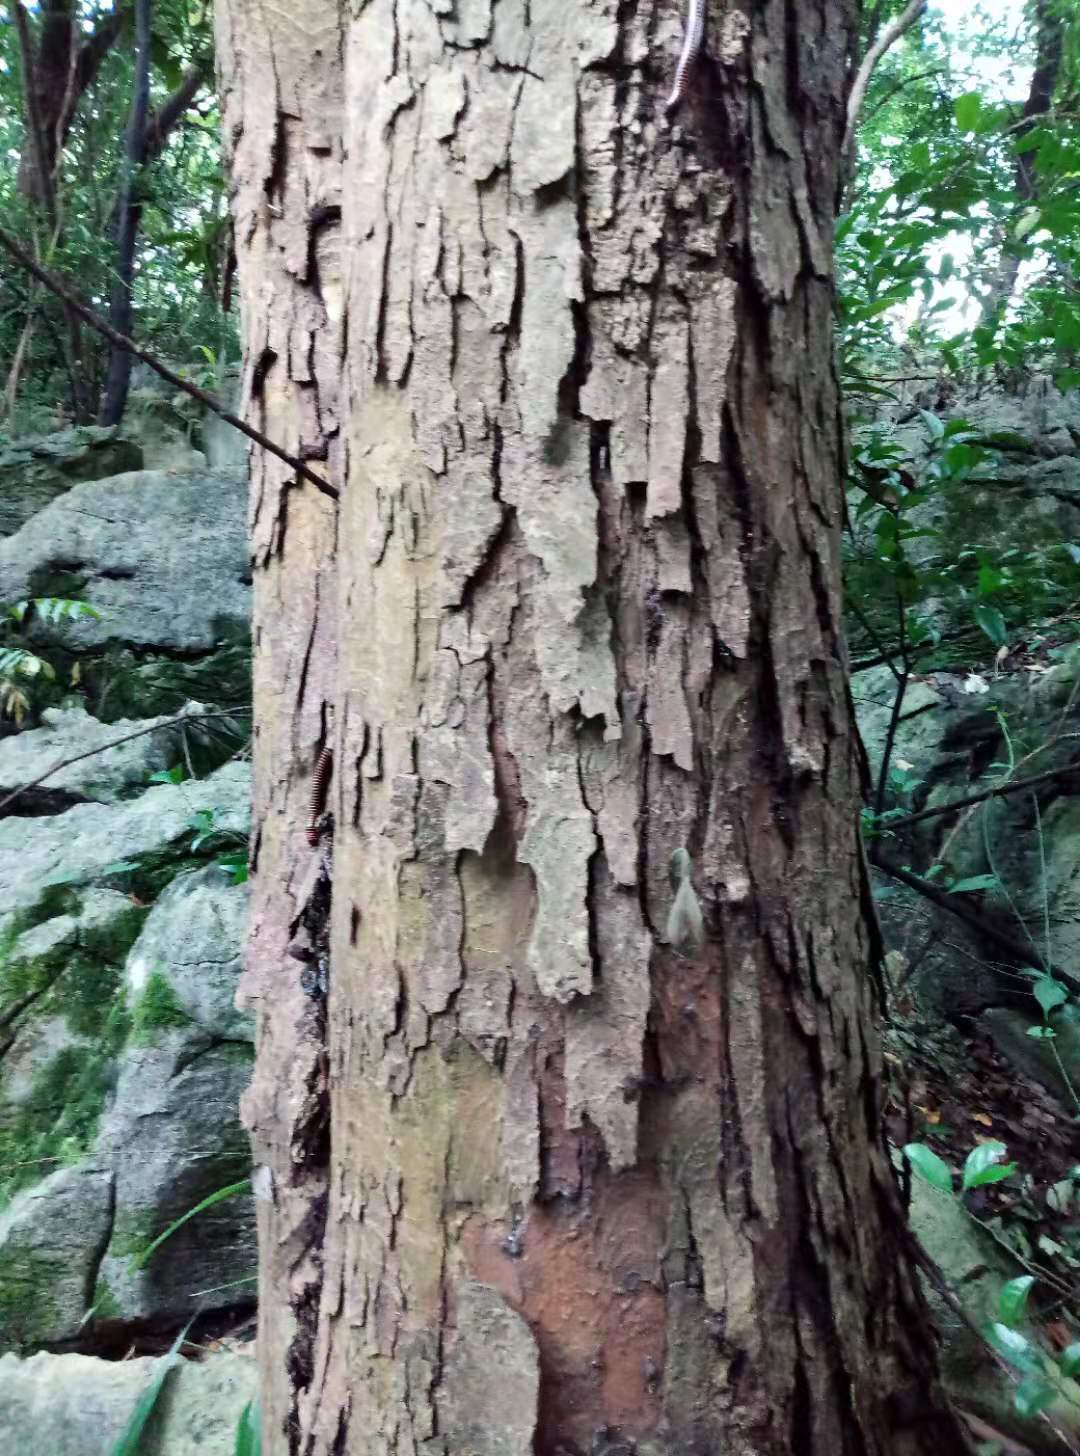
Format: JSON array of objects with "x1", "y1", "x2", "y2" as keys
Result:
[
  {"x1": 234, "y1": 1399, "x2": 261, "y2": 1456},
  {"x1": 133, "y1": 1178, "x2": 251, "y2": 1271},
  {"x1": 109, "y1": 1320, "x2": 193, "y2": 1456}
]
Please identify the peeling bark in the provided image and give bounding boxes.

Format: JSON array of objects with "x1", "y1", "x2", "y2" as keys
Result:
[{"x1": 218, "y1": 2, "x2": 971, "y2": 1453}]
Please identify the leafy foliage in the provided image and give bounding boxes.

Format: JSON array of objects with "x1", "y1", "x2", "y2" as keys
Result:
[
  {"x1": 0, "y1": 0, "x2": 235, "y2": 429},
  {"x1": 0, "y1": 597, "x2": 101, "y2": 722}
]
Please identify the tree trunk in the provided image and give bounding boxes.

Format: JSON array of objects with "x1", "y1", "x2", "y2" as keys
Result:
[
  {"x1": 98, "y1": 0, "x2": 152, "y2": 426},
  {"x1": 217, "y1": 2, "x2": 971, "y2": 1453},
  {"x1": 14, "y1": 0, "x2": 124, "y2": 203},
  {"x1": 978, "y1": 0, "x2": 1063, "y2": 325}
]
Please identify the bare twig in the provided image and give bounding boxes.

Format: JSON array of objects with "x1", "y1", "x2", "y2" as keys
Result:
[
  {"x1": 0, "y1": 706, "x2": 251, "y2": 816},
  {"x1": 0, "y1": 226, "x2": 339, "y2": 500},
  {"x1": 844, "y1": 0, "x2": 928, "y2": 160},
  {"x1": 880, "y1": 757, "x2": 1080, "y2": 833},
  {"x1": 874, "y1": 588, "x2": 911, "y2": 815},
  {"x1": 903, "y1": 1227, "x2": 1080, "y2": 1456},
  {"x1": 869, "y1": 852, "x2": 1080, "y2": 992}
]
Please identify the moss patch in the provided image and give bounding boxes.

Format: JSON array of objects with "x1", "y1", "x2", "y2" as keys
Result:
[
  {"x1": 0, "y1": 1256, "x2": 64, "y2": 1351},
  {"x1": 0, "y1": 893, "x2": 142, "y2": 1207},
  {"x1": 88, "y1": 1276, "x2": 122, "y2": 1323},
  {"x1": 130, "y1": 969, "x2": 191, "y2": 1045},
  {"x1": 0, "y1": 1026, "x2": 128, "y2": 1206}
]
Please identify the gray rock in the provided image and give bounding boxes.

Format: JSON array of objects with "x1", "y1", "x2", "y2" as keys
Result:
[
  {"x1": 0, "y1": 467, "x2": 249, "y2": 653},
  {"x1": 0, "y1": 1165, "x2": 113, "y2": 1348},
  {"x1": 0, "y1": 1348, "x2": 257, "y2": 1456},
  {"x1": 0, "y1": 705, "x2": 192, "y2": 808},
  {"x1": 909, "y1": 1176, "x2": 1080, "y2": 1453},
  {"x1": 0, "y1": 864, "x2": 253, "y2": 1348},
  {"x1": 202, "y1": 374, "x2": 248, "y2": 471},
  {"x1": 0, "y1": 759, "x2": 250, "y2": 915},
  {"x1": 852, "y1": 664, "x2": 947, "y2": 782},
  {"x1": 92, "y1": 1035, "x2": 255, "y2": 1329},
  {"x1": 943, "y1": 376, "x2": 1080, "y2": 452},
  {"x1": 92, "y1": 867, "x2": 255, "y2": 1329},
  {"x1": 0, "y1": 887, "x2": 142, "y2": 1104},
  {"x1": 0, "y1": 428, "x2": 142, "y2": 538},
  {"x1": 982, "y1": 1006, "x2": 1080, "y2": 1106}
]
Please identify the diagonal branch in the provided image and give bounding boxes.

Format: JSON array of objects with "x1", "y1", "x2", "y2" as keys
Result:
[
  {"x1": 144, "y1": 59, "x2": 212, "y2": 161},
  {"x1": 844, "y1": 0, "x2": 928, "y2": 160},
  {"x1": 0, "y1": 706, "x2": 251, "y2": 816},
  {"x1": 0, "y1": 225, "x2": 339, "y2": 499},
  {"x1": 869, "y1": 852, "x2": 1080, "y2": 991},
  {"x1": 878, "y1": 756, "x2": 1080, "y2": 833}
]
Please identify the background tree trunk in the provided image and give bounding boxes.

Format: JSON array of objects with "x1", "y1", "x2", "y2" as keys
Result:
[
  {"x1": 217, "y1": 2, "x2": 970, "y2": 1453},
  {"x1": 98, "y1": 0, "x2": 152, "y2": 425},
  {"x1": 14, "y1": 0, "x2": 124, "y2": 204}
]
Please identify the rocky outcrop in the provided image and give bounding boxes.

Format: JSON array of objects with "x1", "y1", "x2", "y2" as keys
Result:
[
  {"x1": 0, "y1": 856, "x2": 253, "y2": 1350},
  {"x1": 0, "y1": 427, "x2": 142, "y2": 539},
  {"x1": 0, "y1": 465, "x2": 250, "y2": 720},
  {"x1": 0, "y1": 1348, "x2": 256, "y2": 1455}
]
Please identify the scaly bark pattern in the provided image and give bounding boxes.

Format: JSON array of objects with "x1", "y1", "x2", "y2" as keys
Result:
[{"x1": 219, "y1": 2, "x2": 971, "y2": 1453}]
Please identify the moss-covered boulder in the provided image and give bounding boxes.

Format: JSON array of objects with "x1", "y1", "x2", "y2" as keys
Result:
[
  {"x1": 0, "y1": 1348, "x2": 257, "y2": 1455},
  {"x1": 0, "y1": 428, "x2": 142, "y2": 539},
  {"x1": 92, "y1": 864, "x2": 255, "y2": 1335},
  {"x1": 0, "y1": 759, "x2": 249, "y2": 916},
  {"x1": 0, "y1": 777, "x2": 252, "y2": 1352}
]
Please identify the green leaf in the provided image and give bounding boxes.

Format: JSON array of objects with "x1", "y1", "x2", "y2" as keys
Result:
[
  {"x1": 235, "y1": 1400, "x2": 261, "y2": 1456},
  {"x1": 976, "y1": 565, "x2": 1005, "y2": 598},
  {"x1": 149, "y1": 765, "x2": 186, "y2": 785},
  {"x1": 962, "y1": 1141, "x2": 1013, "y2": 1190},
  {"x1": 1032, "y1": 976, "x2": 1068, "y2": 1017},
  {"x1": 949, "y1": 874, "x2": 998, "y2": 894},
  {"x1": 919, "y1": 410, "x2": 946, "y2": 441},
  {"x1": 131, "y1": 1179, "x2": 251, "y2": 1273},
  {"x1": 109, "y1": 1321, "x2": 193, "y2": 1456},
  {"x1": 101, "y1": 861, "x2": 141, "y2": 877},
  {"x1": 987, "y1": 1321, "x2": 1035, "y2": 1368},
  {"x1": 903, "y1": 1143, "x2": 954, "y2": 1192},
  {"x1": 998, "y1": 1275, "x2": 1035, "y2": 1327},
  {"x1": 215, "y1": 850, "x2": 249, "y2": 885},
  {"x1": 1061, "y1": 1342, "x2": 1080, "y2": 1378},
  {"x1": 1027, "y1": 1025, "x2": 1056, "y2": 1039},
  {"x1": 954, "y1": 92, "x2": 982, "y2": 132},
  {"x1": 1014, "y1": 1377, "x2": 1057, "y2": 1418},
  {"x1": 1015, "y1": 207, "x2": 1041, "y2": 241},
  {"x1": 974, "y1": 603, "x2": 1007, "y2": 646}
]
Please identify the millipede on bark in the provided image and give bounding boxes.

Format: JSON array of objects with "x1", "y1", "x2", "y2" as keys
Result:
[
  {"x1": 306, "y1": 745, "x2": 333, "y2": 846},
  {"x1": 665, "y1": 0, "x2": 706, "y2": 116}
]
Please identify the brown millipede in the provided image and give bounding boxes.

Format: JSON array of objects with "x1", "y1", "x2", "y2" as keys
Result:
[
  {"x1": 665, "y1": 0, "x2": 706, "y2": 116},
  {"x1": 306, "y1": 744, "x2": 333, "y2": 846}
]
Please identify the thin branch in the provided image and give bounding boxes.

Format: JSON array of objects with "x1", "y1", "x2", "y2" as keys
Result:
[
  {"x1": 0, "y1": 707, "x2": 251, "y2": 816},
  {"x1": 902, "y1": 1228, "x2": 1080, "y2": 1456},
  {"x1": 869, "y1": 852, "x2": 1080, "y2": 992},
  {"x1": 844, "y1": 0, "x2": 928, "y2": 160},
  {"x1": 0, "y1": 226, "x2": 339, "y2": 500},
  {"x1": 874, "y1": 586, "x2": 911, "y2": 815},
  {"x1": 145, "y1": 59, "x2": 211, "y2": 161},
  {"x1": 848, "y1": 598, "x2": 903, "y2": 684},
  {"x1": 861, "y1": 67, "x2": 947, "y2": 129},
  {"x1": 881, "y1": 757, "x2": 1080, "y2": 832}
]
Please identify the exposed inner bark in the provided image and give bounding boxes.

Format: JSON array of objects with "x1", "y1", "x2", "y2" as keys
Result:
[{"x1": 217, "y1": 2, "x2": 971, "y2": 1453}]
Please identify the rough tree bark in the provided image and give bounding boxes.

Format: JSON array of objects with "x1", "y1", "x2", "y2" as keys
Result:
[{"x1": 216, "y1": 2, "x2": 971, "y2": 1453}]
